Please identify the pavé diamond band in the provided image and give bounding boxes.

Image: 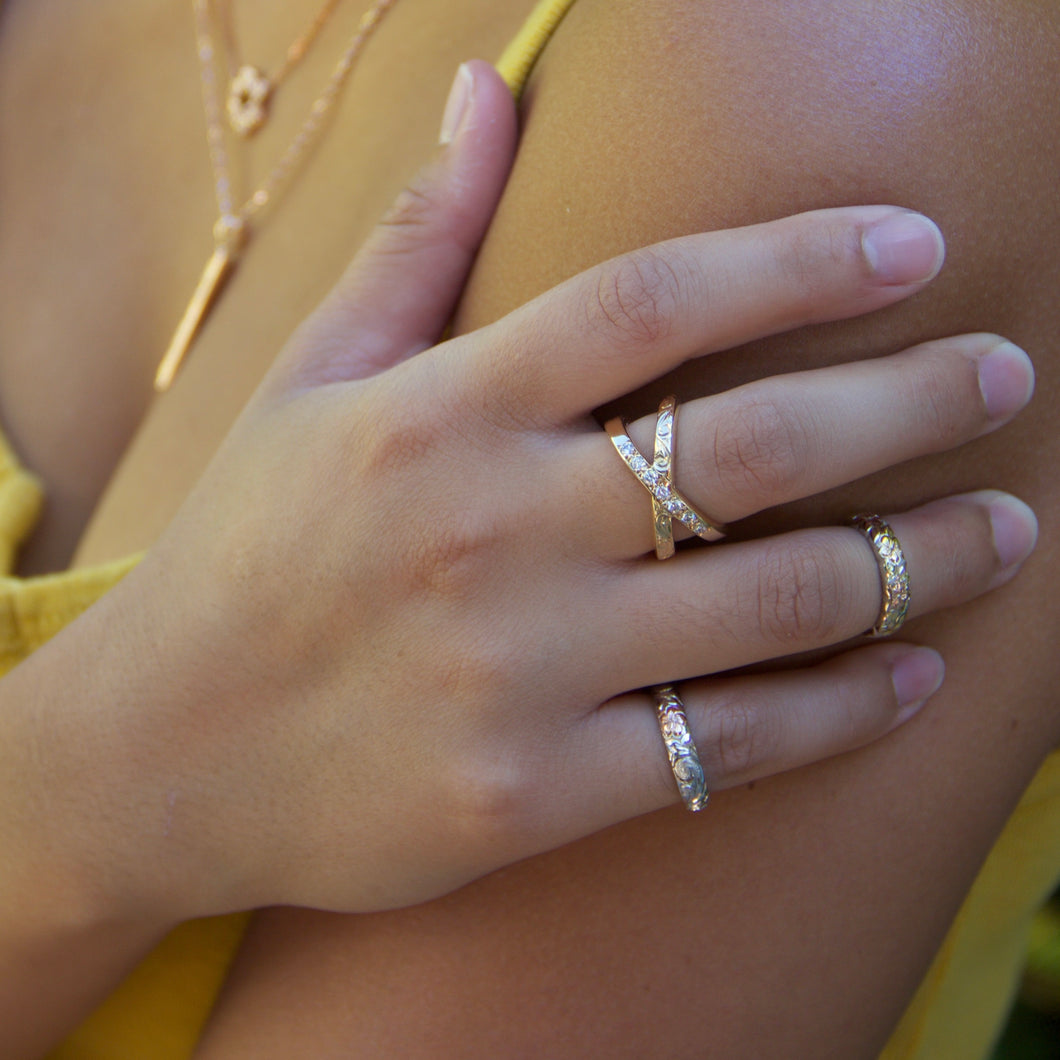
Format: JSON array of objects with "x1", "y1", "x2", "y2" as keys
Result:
[{"x1": 606, "y1": 396, "x2": 725, "y2": 560}]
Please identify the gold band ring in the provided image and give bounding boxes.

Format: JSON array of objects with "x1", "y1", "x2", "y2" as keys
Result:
[
  {"x1": 852, "y1": 513, "x2": 912, "y2": 637},
  {"x1": 652, "y1": 685, "x2": 709, "y2": 812},
  {"x1": 606, "y1": 396, "x2": 725, "y2": 560}
]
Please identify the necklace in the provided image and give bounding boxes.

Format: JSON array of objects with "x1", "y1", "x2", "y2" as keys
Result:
[
  {"x1": 222, "y1": 0, "x2": 345, "y2": 137},
  {"x1": 155, "y1": 0, "x2": 399, "y2": 392}
]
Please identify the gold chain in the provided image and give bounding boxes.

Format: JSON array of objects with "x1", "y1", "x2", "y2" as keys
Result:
[
  {"x1": 154, "y1": 0, "x2": 399, "y2": 391},
  {"x1": 221, "y1": 0, "x2": 346, "y2": 136}
]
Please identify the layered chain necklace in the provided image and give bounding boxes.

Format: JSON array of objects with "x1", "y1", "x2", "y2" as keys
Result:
[
  {"x1": 155, "y1": 0, "x2": 399, "y2": 391},
  {"x1": 221, "y1": 0, "x2": 345, "y2": 137}
]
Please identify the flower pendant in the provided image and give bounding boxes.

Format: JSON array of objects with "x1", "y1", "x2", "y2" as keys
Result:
[{"x1": 227, "y1": 65, "x2": 272, "y2": 137}]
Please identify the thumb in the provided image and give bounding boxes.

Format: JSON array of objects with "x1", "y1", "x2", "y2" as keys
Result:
[{"x1": 273, "y1": 59, "x2": 519, "y2": 390}]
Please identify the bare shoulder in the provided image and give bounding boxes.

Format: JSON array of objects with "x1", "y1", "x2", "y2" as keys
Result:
[{"x1": 196, "y1": 3, "x2": 1060, "y2": 1058}]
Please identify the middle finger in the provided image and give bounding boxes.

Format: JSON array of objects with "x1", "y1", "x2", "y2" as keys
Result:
[{"x1": 560, "y1": 332, "x2": 1032, "y2": 559}]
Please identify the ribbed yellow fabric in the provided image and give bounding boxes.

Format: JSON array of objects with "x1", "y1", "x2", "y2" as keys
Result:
[{"x1": 0, "y1": 0, "x2": 1047, "y2": 1054}]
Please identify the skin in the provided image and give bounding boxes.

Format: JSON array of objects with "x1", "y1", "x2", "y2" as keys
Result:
[
  {"x1": 0, "y1": 0, "x2": 1055, "y2": 1057},
  {"x1": 192, "y1": 0, "x2": 1058, "y2": 1058}
]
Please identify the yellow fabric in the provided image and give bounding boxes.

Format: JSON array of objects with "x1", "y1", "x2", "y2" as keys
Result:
[
  {"x1": 495, "y1": 0, "x2": 577, "y2": 95},
  {"x1": 0, "y1": 0, "x2": 1048, "y2": 1054},
  {"x1": 881, "y1": 757, "x2": 1060, "y2": 1060},
  {"x1": 0, "y1": 437, "x2": 140, "y2": 669},
  {"x1": 1022, "y1": 901, "x2": 1060, "y2": 1014}
]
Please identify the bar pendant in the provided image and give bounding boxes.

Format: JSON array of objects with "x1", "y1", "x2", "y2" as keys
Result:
[{"x1": 154, "y1": 244, "x2": 236, "y2": 392}]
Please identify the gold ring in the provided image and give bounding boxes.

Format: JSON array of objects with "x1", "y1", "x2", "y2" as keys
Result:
[
  {"x1": 606, "y1": 396, "x2": 725, "y2": 560},
  {"x1": 852, "y1": 513, "x2": 911, "y2": 636},
  {"x1": 652, "y1": 685, "x2": 709, "y2": 812}
]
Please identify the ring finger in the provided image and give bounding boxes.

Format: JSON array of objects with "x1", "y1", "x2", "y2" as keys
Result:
[{"x1": 595, "y1": 490, "x2": 1037, "y2": 693}]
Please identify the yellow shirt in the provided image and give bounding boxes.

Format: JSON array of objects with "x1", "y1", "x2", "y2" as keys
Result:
[{"x1": 0, "y1": 2, "x2": 1050, "y2": 1055}]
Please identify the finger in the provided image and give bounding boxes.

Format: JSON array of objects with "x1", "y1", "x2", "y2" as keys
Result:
[
  {"x1": 269, "y1": 60, "x2": 518, "y2": 391},
  {"x1": 463, "y1": 206, "x2": 946, "y2": 424},
  {"x1": 598, "y1": 491, "x2": 1036, "y2": 690},
  {"x1": 570, "y1": 333, "x2": 1034, "y2": 558},
  {"x1": 572, "y1": 642, "x2": 944, "y2": 824}
]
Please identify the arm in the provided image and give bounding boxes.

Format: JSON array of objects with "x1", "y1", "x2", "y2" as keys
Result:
[
  {"x1": 4, "y1": 56, "x2": 1020, "y2": 1057},
  {"x1": 0, "y1": 584, "x2": 175, "y2": 1058},
  {"x1": 196, "y1": 1, "x2": 1060, "y2": 1057}
]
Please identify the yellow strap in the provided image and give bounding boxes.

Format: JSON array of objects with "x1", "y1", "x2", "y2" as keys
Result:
[{"x1": 495, "y1": 0, "x2": 578, "y2": 97}]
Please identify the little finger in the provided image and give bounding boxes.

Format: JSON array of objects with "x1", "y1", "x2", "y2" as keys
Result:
[{"x1": 569, "y1": 642, "x2": 945, "y2": 824}]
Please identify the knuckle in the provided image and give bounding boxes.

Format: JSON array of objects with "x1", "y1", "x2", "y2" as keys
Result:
[
  {"x1": 403, "y1": 505, "x2": 507, "y2": 603},
  {"x1": 704, "y1": 696, "x2": 774, "y2": 780},
  {"x1": 588, "y1": 248, "x2": 683, "y2": 351},
  {"x1": 434, "y1": 685, "x2": 544, "y2": 852},
  {"x1": 756, "y1": 538, "x2": 846, "y2": 644},
  {"x1": 354, "y1": 384, "x2": 447, "y2": 482},
  {"x1": 913, "y1": 497, "x2": 999, "y2": 606},
  {"x1": 376, "y1": 178, "x2": 445, "y2": 246},
  {"x1": 709, "y1": 396, "x2": 810, "y2": 503},
  {"x1": 439, "y1": 754, "x2": 533, "y2": 852},
  {"x1": 349, "y1": 385, "x2": 514, "y2": 605},
  {"x1": 776, "y1": 219, "x2": 857, "y2": 306},
  {"x1": 903, "y1": 350, "x2": 973, "y2": 447}
]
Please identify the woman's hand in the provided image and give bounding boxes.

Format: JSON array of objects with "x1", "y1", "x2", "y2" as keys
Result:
[{"x1": 18, "y1": 62, "x2": 1037, "y2": 928}]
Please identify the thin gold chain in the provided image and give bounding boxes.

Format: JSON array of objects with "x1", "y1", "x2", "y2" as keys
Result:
[
  {"x1": 154, "y1": 0, "x2": 399, "y2": 391},
  {"x1": 220, "y1": 0, "x2": 349, "y2": 137},
  {"x1": 196, "y1": 0, "x2": 399, "y2": 227},
  {"x1": 221, "y1": 0, "x2": 346, "y2": 87}
]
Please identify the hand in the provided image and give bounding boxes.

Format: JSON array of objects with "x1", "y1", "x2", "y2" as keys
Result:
[{"x1": 42, "y1": 62, "x2": 1037, "y2": 923}]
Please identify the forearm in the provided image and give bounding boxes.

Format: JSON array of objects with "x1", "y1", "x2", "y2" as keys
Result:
[
  {"x1": 0, "y1": 568, "x2": 186, "y2": 1054},
  {"x1": 0, "y1": 907, "x2": 164, "y2": 1059}
]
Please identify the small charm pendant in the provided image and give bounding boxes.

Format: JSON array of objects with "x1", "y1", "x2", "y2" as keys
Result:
[{"x1": 227, "y1": 65, "x2": 272, "y2": 137}]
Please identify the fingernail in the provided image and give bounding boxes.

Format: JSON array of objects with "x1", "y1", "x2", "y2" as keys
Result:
[
  {"x1": 861, "y1": 213, "x2": 946, "y2": 285},
  {"x1": 978, "y1": 341, "x2": 1035, "y2": 421},
  {"x1": 891, "y1": 647, "x2": 945, "y2": 715},
  {"x1": 439, "y1": 63, "x2": 474, "y2": 145},
  {"x1": 980, "y1": 491, "x2": 1038, "y2": 571}
]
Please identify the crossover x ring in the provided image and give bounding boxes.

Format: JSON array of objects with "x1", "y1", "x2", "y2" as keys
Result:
[{"x1": 606, "y1": 396, "x2": 726, "y2": 559}]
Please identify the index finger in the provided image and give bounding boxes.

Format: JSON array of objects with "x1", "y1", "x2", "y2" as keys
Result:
[{"x1": 462, "y1": 206, "x2": 944, "y2": 424}]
